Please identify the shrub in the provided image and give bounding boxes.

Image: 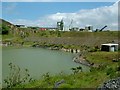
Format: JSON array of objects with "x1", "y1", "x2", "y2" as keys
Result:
[
  {"x1": 2, "y1": 24, "x2": 9, "y2": 35},
  {"x1": 106, "y1": 67, "x2": 117, "y2": 78},
  {"x1": 58, "y1": 83, "x2": 72, "y2": 88},
  {"x1": 4, "y1": 63, "x2": 32, "y2": 88},
  {"x1": 71, "y1": 66, "x2": 82, "y2": 74},
  {"x1": 42, "y1": 72, "x2": 51, "y2": 82}
]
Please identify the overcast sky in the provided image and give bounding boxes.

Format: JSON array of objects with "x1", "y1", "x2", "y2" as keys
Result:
[{"x1": 2, "y1": 1, "x2": 119, "y2": 31}]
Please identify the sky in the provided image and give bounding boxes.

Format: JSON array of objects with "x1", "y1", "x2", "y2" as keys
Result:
[
  {"x1": 1, "y1": 0, "x2": 119, "y2": 2},
  {"x1": 1, "y1": 1, "x2": 119, "y2": 30}
]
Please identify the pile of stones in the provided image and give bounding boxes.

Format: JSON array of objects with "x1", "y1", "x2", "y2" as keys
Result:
[{"x1": 98, "y1": 77, "x2": 120, "y2": 90}]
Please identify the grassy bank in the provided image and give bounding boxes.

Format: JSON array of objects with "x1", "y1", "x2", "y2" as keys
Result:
[
  {"x1": 1, "y1": 23, "x2": 119, "y2": 88},
  {"x1": 11, "y1": 51, "x2": 120, "y2": 88},
  {"x1": 2, "y1": 31, "x2": 118, "y2": 52},
  {"x1": 24, "y1": 31, "x2": 118, "y2": 46}
]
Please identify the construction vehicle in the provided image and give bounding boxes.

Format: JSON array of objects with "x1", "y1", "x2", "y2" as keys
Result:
[{"x1": 95, "y1": 25, "x2": 107, "y2": 32}]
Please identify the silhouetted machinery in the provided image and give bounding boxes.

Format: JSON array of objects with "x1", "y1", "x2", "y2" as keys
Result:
[
  {"x1": 57, "y1": 19, "x2": 64, "y2": 31},
  {"x1": 95, "y1": 25, "x2": 107, "y2": 32}
]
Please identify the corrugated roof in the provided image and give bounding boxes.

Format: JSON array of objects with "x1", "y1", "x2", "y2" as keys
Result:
[{"x1": 101, "y1": 43, "x2": 118, "y2": 46}]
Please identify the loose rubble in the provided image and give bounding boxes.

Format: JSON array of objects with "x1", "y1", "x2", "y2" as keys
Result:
[
  {"x1": 98, "y1": 77, "x2": 120, "y2": 90},
  {"x1": 54, "y1": 79, "x2": 65, "y2": 88},
  {"x1": 73, "y1": 53, "x2": 91, "y2": 67}
]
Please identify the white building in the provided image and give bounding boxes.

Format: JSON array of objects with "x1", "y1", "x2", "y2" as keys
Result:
[
  {"x1": 101, "y1": 43, "x2": 118, "y2": 52},
  {"x1": 85, "y1": 25, "x2": 93, "y2": 32}
]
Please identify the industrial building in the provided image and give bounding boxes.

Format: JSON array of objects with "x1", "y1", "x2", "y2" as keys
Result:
[
  {"x1": 70, "y1": 27, "x2": 79, "y2": 31},
  {"x1": 15, "y1": 20, "x2": 108, "y2": 32},
  {"x1": 57, "y1": 19, "x2": 64, "y2": 31},
  {"x1": 85, "y1": 26, "x2": 93, "y2": 32},
  {"x1": 39, "y1": 27, "x2": 57, "y2": 31},
  {"x1": 101, "y1": 43, "x2": 118, "y2": 52}
]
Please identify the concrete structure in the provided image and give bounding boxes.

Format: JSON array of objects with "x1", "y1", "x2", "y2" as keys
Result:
[
  {"x1": 70, "y1": 27, "x2": 79, "y2": 31},
  {"x1": 101, "y1": 43, "x2": 118, "y2": 52},
  {"x1": 85, "y1": 26, "x2": 93, "y2": 32},
  {"x1": 79, "y1": 28, "x2": 85, "y2": 31},
  {"x1": 57, "y1": 19, "x2": 64, "y2": 31},
  {"x1": 39, "y1": 27, "x2": 57, "y2": 31}
]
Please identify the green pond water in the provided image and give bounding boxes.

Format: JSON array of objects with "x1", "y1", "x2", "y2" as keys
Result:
[{"x1": 2, "y1": 47, "x2": 89, "y2": 85}]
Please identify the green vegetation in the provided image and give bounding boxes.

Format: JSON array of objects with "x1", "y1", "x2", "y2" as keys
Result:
[
  {"x1": 2, "y1": 19, "x2": 120, "y2": 88},
  {"x1": 71, "y1": 66, "x2": 82, "y2": 74},
  {"x1": 1, "y1": 19, "x2": 119, "y2": 50},
  {"x1": 4, "y1": 51, "x2": 120, "y2": 88},
  {"x1": 1, "y1": 24, "x2": 9, "y2": 35},
  {"x1": 4, "y1": 63, "x2": 33, "y2": 88}
]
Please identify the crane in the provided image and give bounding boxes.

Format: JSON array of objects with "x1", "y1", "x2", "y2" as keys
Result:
[
  {"x1": 99, "y1": 25, "x2": 107, "y2": 32},
  {"x1": 69, "y1": 19, "x2": 73, "y2": 31},
  {"x1": 95, "y1": 25, "x2": 107, "y2": 32}
]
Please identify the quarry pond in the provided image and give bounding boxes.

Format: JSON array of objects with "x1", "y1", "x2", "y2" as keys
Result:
[{"x1": 2, "y1": 47, "x2": 89, "y2": 81}]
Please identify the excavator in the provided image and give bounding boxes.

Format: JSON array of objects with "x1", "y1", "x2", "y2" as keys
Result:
[{"x1": 95, "y1": 25, "x2": 107, "y2": 32}]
